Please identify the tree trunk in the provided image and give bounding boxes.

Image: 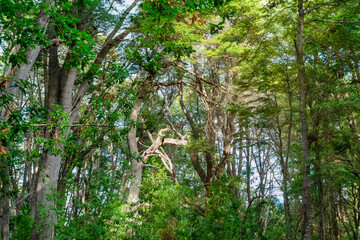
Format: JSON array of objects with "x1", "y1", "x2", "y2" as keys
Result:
[
  {"x1": 29, "y1": 12, "x2": 133, "y2": 237},
  {"x1": 296, "y1": 1, "x2": 312, "y2": 239},
  {"x1": 277, "y1": 130, "x2": 292, "y2": 240},
  {"x1": 32, "y1": 153, "x2": 61, "y2": 240},
  {"x1": 127, "y1": 98, "x2": 143, "y2": 204},
  {"x1": 0, "y1": 163, "x2": 10, "y2": 240},
  {"x1": 314, "y1": 140, "x2": 324, "y2": 240},
  {"x1": 246, "y1": 134, "x2": 251, "y2": 207},
  {"x1": 127, "y1": 75, "x2": 154, "y2": 205},
  {"x1": 329, "y1": 186, "x2": 338, "y2": 239}
]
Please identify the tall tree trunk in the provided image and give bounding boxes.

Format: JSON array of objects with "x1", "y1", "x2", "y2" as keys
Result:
[
  {"x1": 277, "y1": 125, "x2": 292, "y2": 240},
  {"x1": 32, "y1": 30, "x2": 63, "y2": 239},
  {"x1": 283, "y1": 66, "x2": 293, "y2": 240},
  {"x1": 246, "y1": 133, "x2": 251, "y2": 207},
  {"x1": 329, "y1": 186, "x2": 339, "y2": 240},
  {"x1": 0, "y1": 163, "x2": 10, "y2": 240},
  {"x1": 314, "y1": 140, "x2": 324, "y2": 240},
  {"x1": 127, "y1": 75, "x2": 154, "y2": 205},
  {"x1": 127, "y1": 98, "x2": 143, "y2": 204},
  {"x1": 296, "y1": 0, "x2": 312, "y2": 239}
]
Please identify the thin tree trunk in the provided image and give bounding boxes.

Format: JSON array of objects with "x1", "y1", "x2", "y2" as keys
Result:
[
  {"x1": 284, "y1": 68, "x2": 293, "y2": 240},
  {"x1": 246, "y1": 133, "x2": 251, "y2": 207},
  {"x1": 314, "y1": 140, "x2": 324, "y2": 240},
  {"x1": 296, "y1": 0, "x2": 312, "y2": 238},
  {"x1": 277, "y1": 126, "x2": 292, "y2": 240},
  {"x1": 0, "y1": 164, "x2": 10, "y2": 240},
  {"x1": 329, "y1": 187, "x2": 339, "y2": 240}
]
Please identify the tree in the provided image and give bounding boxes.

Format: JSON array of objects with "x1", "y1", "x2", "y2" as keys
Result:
[{"x1": 1, "y1": 0, "x2": 360, "y2": 239}]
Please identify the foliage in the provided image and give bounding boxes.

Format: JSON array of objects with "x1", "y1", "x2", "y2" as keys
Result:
[{"x1": 2, "y1": 0, "x2": 360, "y2": 239}]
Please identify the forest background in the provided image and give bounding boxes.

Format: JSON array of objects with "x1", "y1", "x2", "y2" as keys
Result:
[{"x1": 0, "y1": 0, "x2": 360, "y2": 239}]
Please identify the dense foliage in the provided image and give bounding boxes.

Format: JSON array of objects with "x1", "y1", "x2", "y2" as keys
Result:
[{"x1": 1, "y1": 0, "x2": 360, "y2": 239}]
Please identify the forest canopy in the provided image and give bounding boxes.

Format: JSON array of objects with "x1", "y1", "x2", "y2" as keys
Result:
[{"x1": 0, "y1": 0, "x2": 360, "y2": 239}]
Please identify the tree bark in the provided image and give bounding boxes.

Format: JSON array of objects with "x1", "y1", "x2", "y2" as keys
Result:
[
  {"x1": 32, "y1": 153, "x2": 62, "y2": 240},
  {"x1": 277, "y1": 124, "x2": 292, "y2": 240},
  {"x1": 31, "y1": 27, "x2": 62, "y2": 239},
  {"x1": 0, "y1": 162, "x2": 10, "y2": 240},
  {"x1": 127, "y1": 75, "x2": 154, "y2": 205},
  {"x1": 314, "y1": 140, "x2": 324, "y2": 240},
  {"x1": 296, "y1": 0, "x2": 312, "y2": 239},
  {"x1": 329, "y1": 186, "x2": 339, "y2": 240}
]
